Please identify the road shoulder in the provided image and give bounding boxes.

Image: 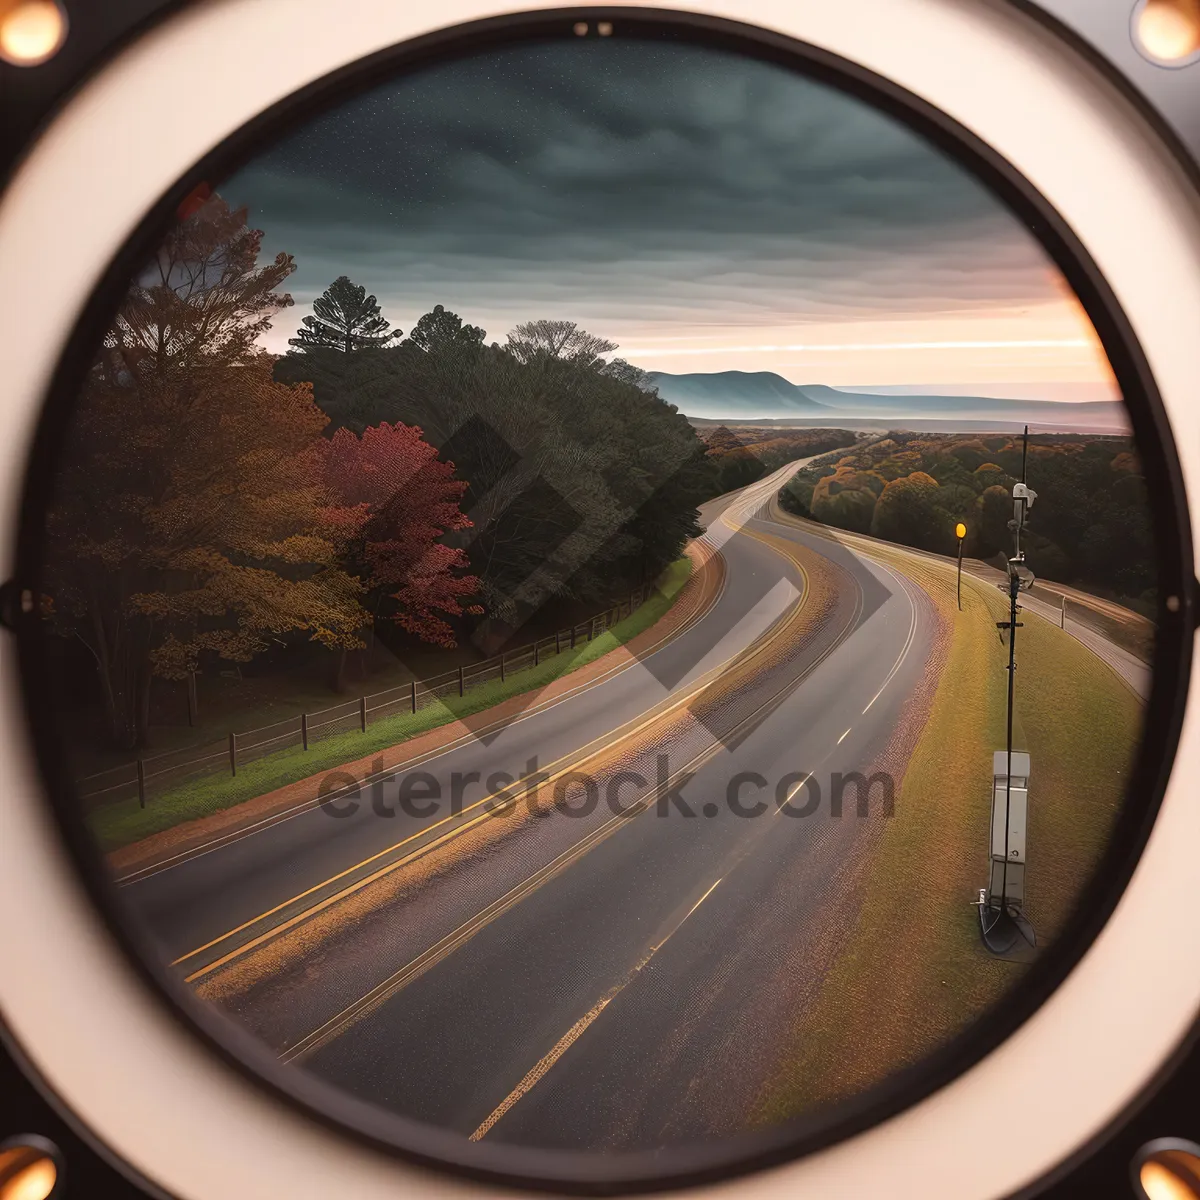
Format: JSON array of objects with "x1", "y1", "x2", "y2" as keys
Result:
[{"x1": 106, "y1": 540, "x2": 725, "y2": 878}]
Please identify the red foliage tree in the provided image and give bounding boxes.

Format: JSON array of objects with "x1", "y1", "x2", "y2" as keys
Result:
[{"x1": 317, "y1": 422, "x2": 480, "y2": 647}]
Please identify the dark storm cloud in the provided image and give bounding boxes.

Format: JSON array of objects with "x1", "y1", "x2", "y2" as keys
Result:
[{"x1": 221, "y1": 37, "x2": 1057, "y2": 336}]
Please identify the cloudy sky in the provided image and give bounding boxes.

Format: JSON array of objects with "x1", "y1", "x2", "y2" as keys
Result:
[{"x1": 223, "y1": 36, "x2": 1115, "y2": 401}]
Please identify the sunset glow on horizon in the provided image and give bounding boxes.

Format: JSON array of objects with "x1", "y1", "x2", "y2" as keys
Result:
[{"x1": 239, "y1": 38, "x2": 1121, "y2": 409}]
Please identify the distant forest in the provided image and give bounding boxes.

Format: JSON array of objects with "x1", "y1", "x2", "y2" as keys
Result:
[
  {"x1": 698, "y1": 425, "x2": 858, "y2": 492},
  {"x1": 779, "y1": 430, "x2": 1156, "y2": 608}
]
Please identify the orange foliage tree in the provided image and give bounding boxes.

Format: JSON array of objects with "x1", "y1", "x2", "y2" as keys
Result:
[
  {"x1": 810, "y1": 466, "x2": 886, "y2": 534},
  {"x1": 46, "y1": 196, "x2": 365, "y2": 748}
]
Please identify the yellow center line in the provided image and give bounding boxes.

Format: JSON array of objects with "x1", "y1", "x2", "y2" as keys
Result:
[
  {"x1": 184, "y1": 701, "x2": 729, "y2": 985},
  {"x1": 278, "y1": 753, "x2": 719, "y2": 1067},
  {"x1": 118, "y1": 539, "x2": 731, "y2": 887},
  {"x1": 274, "y1": 534, "x2": 862, "y2": 1069},
  {"x1": 174, "y1": 524, "x2": 817, "y2": 979},
  {"x1": 470, "y1": 877, "x2": 724, "y2": 1142}
]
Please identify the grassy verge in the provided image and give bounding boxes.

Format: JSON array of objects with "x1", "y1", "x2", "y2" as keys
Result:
[
  {"x1": 755, "y1": 551, "x2": 1143, "y2": 1122},
  {"x1": 88, "y1": 559, "x2": 693, "y2": 852}
]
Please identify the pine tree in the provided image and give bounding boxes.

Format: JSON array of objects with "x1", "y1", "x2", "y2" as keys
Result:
[
  {"x1": 289, "y1": 275, "x2": 400, "y2": 353},
  {"x1": 407, "y1": 304, "x2": 486, "y2": 355}
]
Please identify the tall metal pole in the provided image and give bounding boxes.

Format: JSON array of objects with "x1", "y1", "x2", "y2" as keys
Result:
[
  {"x1": 1000, "y1": 570, "x2": 1018, "y2": 910},
  {"x1": 999, "y1": 425, "x2": 1030, "y2": 915}
]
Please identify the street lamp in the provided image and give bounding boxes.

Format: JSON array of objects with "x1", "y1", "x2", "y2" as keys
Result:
[{"x1": 955, "y1": 521, "x2": 966, "y2": 610}]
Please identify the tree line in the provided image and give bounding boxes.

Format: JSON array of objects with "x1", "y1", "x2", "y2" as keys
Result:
[
  {"x1": 699, "y1": 425, "x2": 858, "y2": 493},
  {"x1": 779, "y1": 430, "x2": 1156, "y2": 607},
  {"x1": 46, "y1": 197, "x2": 719, "y2": 748},
  {"x1": 273, "y1": 301, "x2": 717, "y2": 649}
]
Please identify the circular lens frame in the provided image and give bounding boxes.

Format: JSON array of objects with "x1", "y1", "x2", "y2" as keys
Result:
[{"x1": 0, "y1": 5, "x2": 1196, "y2": 1200}]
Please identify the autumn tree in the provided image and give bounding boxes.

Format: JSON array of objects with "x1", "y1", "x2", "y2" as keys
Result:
[
  {"x1": 810, "y1": 466, "x2": 884, "y2": 534},
  {"x1": 977, "y1": 484, "x2": 1015, "y2": 558},
  {"x1": 280, "y1": 315, "x2": 714, "y2": 639},
  {"x1": 870, "y1": 472, "x2": 951, "y2": 552},
  {"x1": 316, "y1": 422, "x2": 480, "y2": 651},
  {"x1": 289, "y1": 275, "x2": 401, "y2": 353},
  {"x1": 47, "y1": 196, "x2": 365, "y2": 747},
  {"x1": 782, "y1": 431, "x2": 1155, "y2": 605}
]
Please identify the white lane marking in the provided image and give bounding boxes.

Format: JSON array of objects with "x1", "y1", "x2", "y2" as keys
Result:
[
  {"x1": 837, "y1": 728, "x2": 851, "y2": 744},
  {"x1": 861, "y1": 560, "x2": 921, "y2": 714},
  {"x1": 776, "y1": 773, "x2": 812, "y2": 816}
]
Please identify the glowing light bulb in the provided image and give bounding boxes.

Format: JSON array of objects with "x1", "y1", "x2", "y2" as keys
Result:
[
  {"x1": 0, "y1": 1, "x2": 68, "y2": 67},
  {"x1": 0, "y1": 1153, "x2": 57, "y2": 1200},
  {"x1": 1136, "y1": 0, "x2": 1200, "y2": 63},
  {"x1": 1142, "y1": 1160, "x2": 1198, "y2": 1200}
]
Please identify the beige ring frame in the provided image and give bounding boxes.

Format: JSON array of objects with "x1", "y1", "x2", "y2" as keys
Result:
[{"x1": 0, "y1": 2, "x2": 1198, "y2": 1198}]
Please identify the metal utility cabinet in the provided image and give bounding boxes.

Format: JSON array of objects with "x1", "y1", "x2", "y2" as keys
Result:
[{"x1": 989, "y1": 750, "x2": 1029, "y2": 909}]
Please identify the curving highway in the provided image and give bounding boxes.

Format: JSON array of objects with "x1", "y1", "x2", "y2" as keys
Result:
[{"x1": 113, "y1": 459, "x2": 1133, "y2": 1153}]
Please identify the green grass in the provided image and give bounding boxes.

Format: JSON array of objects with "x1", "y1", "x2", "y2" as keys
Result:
[
  {"x1": 756, "y1": 553, "x2": 1142, "y2": 1122},
  {"x1": 90, "y1": 558, "x2": 693, "y2": 852}
]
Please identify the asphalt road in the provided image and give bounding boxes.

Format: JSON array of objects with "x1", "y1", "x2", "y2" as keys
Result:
[
  {"x1": 117, "y1": 459, "x2": 942, "y2": 1156},
  {"x1": 291, "y1": 510, "x2": 932, "y2": 1153},
  {"x1": 121, "y1": 464, "x2": 807, "y2": 958},
  {"x1": 115, "y1": 461, "x2": 1143, "y2": 1156}
]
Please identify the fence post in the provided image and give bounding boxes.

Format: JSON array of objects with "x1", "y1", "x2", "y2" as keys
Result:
[
  {"x1": 301, "y1": 713, "x2": 308, "y2": 750},
  {"x1": 556, "y1": 630, "x2": 562, "y2": 655},
  {"x1": 1061, "y1": 594, "x2": 1066, "y2": 628},
  {"x1": 458, "y1": 665, "x2": 465, "y2": 697},
  {"x1": 136, "y1": 758, "x2": 146, "y2": 809},
  {"x1": 534, "y1": 640, "x2": 540, "y2": 667},
  {"x1": 411, "y1": 680, "x2": 417, "y2": 713},
  {"x1": 228, "y1": 732, "x2": 237, "y2": 777},
  {"x1": 187, "y1": 670, "x2": 198, "y2": 727},
  {"x1": 571, "y1": 625, "x2": 577, "y2": 649},
  {"x1": 360, "y1": 696, "x2": 367, "y2": 732},
  {"x1": 590, "y1": 617, "x2": 597, "y2": 641},
  {"x1": 500, "y1": 652, "x2": 506, "y2": 682}
]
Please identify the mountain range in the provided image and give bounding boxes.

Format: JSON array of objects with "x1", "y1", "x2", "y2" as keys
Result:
[{"x1": 645, "y1": 370, "x2": 1128, "y2": 433}]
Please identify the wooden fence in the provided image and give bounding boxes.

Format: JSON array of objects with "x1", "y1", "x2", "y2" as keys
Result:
[{"x1": 76, "y1": 587, "x2": 651, "y2": 810}]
